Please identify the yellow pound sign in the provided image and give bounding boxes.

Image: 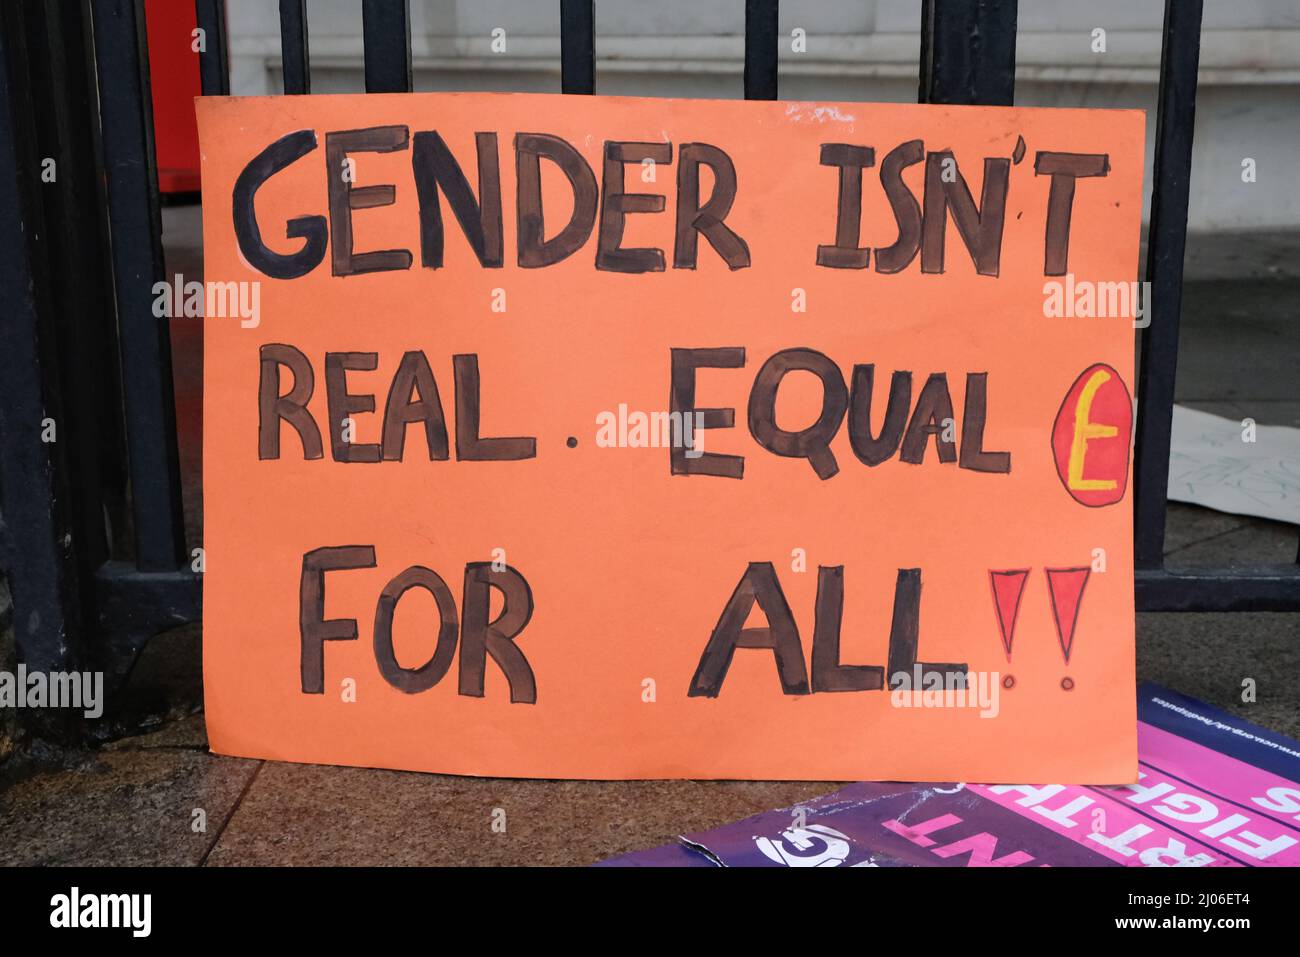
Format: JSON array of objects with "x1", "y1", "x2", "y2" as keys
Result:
[{"x1": 1068, "y1": 369, "x2": 1118, "y2": 492}]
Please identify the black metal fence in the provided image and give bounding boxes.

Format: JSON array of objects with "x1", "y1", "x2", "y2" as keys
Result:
[{"x1": 0, "y1": 0, "x2": 1295, "y2": 720}]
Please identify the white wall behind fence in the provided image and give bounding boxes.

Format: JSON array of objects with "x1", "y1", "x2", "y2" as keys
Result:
[{"x1": 223, "y1": 0, "x2": 1300, "y2": 233}]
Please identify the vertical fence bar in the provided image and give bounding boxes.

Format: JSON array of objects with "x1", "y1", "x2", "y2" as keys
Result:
[
  {"x1": 1134, "y1": 0, "x2": 1204, "y2": 569},
  {"x1": 362, "y1": 0, "x2": 411, "y2": 93},
  {"x1": 560, "y1": 0, "x2": 594, "y2": 94},
  {"x1": 744, "y1": 0, "x2": 778, "y2": 100},
  {"x1": 194, "y1": 0, "x2": 229, "y2": 95},
  {"x1": 90, "y1": 0, "x2": 187, "y2": 572},
  {"x1": 0, "y1": 11, "x2": 80, "y2": 681},
  {"x1": 279, "y1": 0, "x2": 310, "y2": 94},
  {"x1": 919, "y1": 0, "x2": 1017, "y2": 105},
  {"x1": 23, "y1": 0, "x2": 125, "y2": 585}
]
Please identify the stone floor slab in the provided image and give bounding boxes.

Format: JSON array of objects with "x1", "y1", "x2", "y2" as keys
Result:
[
  {"x1": 0, "y1": 748, "x2": 259, "y2": 866},
  {"x1": 203, "y1": 761, "x2": 804, "y2": 866},
  {"x1": 1137, "y1": 611, "x2": 1300, "y2": 740}
]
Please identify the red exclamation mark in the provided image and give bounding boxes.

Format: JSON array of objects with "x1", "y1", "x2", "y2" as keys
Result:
[
  {"x1": 1045, "y1": 567, "x2": 1091, "y2": 689},
  {"x1": 989, "y1": 569, "x2": 1029, "y2": 689}
]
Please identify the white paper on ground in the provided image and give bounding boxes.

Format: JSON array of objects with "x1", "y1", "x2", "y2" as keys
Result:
[{"x1": 1167, "y1": 405, "x2": 1300, "y2": 525}]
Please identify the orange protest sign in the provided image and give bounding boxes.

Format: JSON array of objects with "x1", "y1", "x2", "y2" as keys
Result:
[{"x1": 197, "y1": 92, "x2": 1143, "y2": 782}]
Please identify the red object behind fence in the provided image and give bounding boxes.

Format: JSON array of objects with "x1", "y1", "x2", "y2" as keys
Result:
[{"x1": 145, "y1": 0, "x2": 203, "y2": 194}]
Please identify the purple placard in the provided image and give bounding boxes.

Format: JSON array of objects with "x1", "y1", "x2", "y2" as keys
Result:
[{"x1": 600, "y1": 684, "x2": 1300, "y2": 867}]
